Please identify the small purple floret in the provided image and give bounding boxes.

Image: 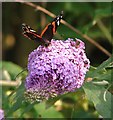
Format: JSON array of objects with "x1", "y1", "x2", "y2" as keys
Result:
[
  {"x1": 25, "y1": 38, "x2": 90, "y2": 102},
  {"x1": 0, "y1": 109, "x2": 4, "y2": 120}
]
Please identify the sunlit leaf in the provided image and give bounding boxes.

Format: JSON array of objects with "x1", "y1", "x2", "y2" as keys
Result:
[{"x1": 83, "y1": 82, "x2": 112, "y2": 118}]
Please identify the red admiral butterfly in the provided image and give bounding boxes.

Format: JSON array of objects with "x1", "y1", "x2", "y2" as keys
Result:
[{"x1": 22, "y1": 11, "x2": 63, "y2": 46}]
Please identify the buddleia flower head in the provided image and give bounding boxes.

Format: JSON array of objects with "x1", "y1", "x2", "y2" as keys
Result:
[{"x1": 24, "y1": 38, "x2": 90, "y2": 103}]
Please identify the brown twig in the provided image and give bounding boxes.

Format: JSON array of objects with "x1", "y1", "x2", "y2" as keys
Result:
[{"x1": 23, "y1": 2, "x2": 111, "y2": 57}]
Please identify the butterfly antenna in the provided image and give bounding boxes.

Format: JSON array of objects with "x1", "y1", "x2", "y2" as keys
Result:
[{"x1": 14, "y1": 67, "x2": 28, "y2": 80}]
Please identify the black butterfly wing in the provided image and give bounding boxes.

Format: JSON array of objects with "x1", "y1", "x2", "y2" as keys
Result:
[
  {"x1": 40, "y1": 23, "x2": 54, "y2": 43},
  {"x1": 22, "y1": 11, "x2": 63, "y2": 46},
  {"x1": 22, "y1": 23, "x2": 43, "y2": 43},
  {"x1": 51, "y1": 11, "x2": 63, "y2": 32},
  {"x1": 40, "y1": 11, "x2": 63, "y2": 43}
]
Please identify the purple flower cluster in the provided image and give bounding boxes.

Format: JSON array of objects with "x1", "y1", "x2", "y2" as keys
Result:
[
  {"x1": 25, "y1": 38, "x2": 90, "y2": 102},
  {"x1": 0, "y1": 109, "x2": 4, "y2": 120}
]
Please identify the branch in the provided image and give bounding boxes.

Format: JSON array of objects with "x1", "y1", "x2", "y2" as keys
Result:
[
  {"x1": 22, "y1": 2, "x2": 111, "y2": 57},
  {"x1": 0, "y1": 80, "x2": 21, "y2": 87}
]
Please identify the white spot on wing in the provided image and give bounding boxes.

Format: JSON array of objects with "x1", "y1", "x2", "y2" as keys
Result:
[
  {"x1": 57, "y1": 21, "x2": 60, "y2": 26},
  {"x1": 30, "y1": 29, "x2": 36, "y2": 32},
  {"x1": 57, "y1": 17, "x2": 59, "y2": 20}
]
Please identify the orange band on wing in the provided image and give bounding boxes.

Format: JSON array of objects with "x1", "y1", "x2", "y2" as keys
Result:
[
  {"x1": 29, "y1": 32, "x2": 42, "y2": 38},
  {"x1": 40, "y1": 23, "x2": 50, "y2": 37},
  {"x1": 52, "y1": 21, "x2": 56, "y2": 34},
  {"x1": 23, "y1": 32, "x2": 42, "y2": 41}
]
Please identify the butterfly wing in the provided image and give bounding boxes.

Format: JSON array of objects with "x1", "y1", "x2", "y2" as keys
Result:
[
  {"x1": 22, "y1": 23, "x2": 43, "y2": 43},
  {"x1": 51, "y1": 11, "x2": 63, "y2": 33},
  {"x1": 40, "y1": 11, "x2": 63, "y2": 43},
  {"x1": 40, "y1": 23, "x2": 54, "y2": 44},
  {"x1": 22, "y1": 11, "x2": 63, "y2": 46}
]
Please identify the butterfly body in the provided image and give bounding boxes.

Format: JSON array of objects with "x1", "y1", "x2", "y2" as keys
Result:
[{"x1": 22, "y1": 11, "x2": 63, "y2": 46}]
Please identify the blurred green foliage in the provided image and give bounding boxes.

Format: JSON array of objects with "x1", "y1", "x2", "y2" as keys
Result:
[{"x1": 1, "y1": 2, "x2": 113, "y2": 119}]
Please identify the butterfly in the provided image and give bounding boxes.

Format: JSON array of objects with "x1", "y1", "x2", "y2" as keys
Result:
[{"x1": 22, "y1": 11, "x2": 63, "y2": 46}]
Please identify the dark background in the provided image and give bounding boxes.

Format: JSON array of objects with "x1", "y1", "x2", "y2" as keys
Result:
[{"x1": 2, "y1": 2, "x2": 112, "y2": 68}]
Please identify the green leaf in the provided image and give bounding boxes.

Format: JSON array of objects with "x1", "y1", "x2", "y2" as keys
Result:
[
  {"x1": 86, "y1": 55, "x2": 113, "y2": 83},
  {"x1": 83, "y1": 82, "x2": 112, "y2": 118},
  {"x1": 95, "y1": 55, "x2": 113, "y2": 72},
  {"x1": 5, "y1": 82, "x2": 25, "y2": 117},
  {"x1": 1, "y1": 61, "x2": 27, "y2": 80},
  {"x1": 46, "y1": 97, "x2": 60, "y2": 109},
  {"x1": 93, "y1": 70, "x2": 112, "y2": 82},
  {"x1": 6, "y1": 94, "x2": 24, "y2": 117},
  {"x1": 34, "y1": 102, "x2": 64, "y2": 118},
  {"x1": 20, "y1": 103, "x2": 35, "y2": 117},
  {"x1": 81, "y1": 23, "x2": 93, "y2": 34},
  {"x1": 46, "y1": 93, "x2": 67, "y2": 109}
]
